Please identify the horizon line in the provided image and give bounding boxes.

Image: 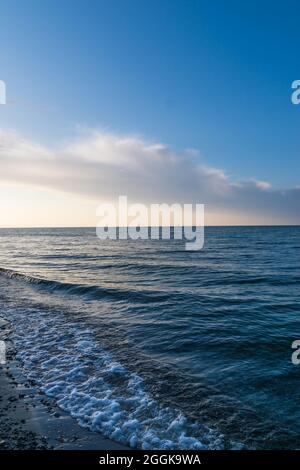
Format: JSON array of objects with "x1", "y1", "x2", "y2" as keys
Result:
[{"x1": 0, "y1": 224, "x2": 299, "y2": 230}]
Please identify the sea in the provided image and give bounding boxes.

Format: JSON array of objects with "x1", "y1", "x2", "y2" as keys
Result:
[{"x1": 0, "y1": 226, "x2": 299, "y2": 450}]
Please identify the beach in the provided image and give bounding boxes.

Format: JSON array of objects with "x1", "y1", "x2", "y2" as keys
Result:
[{"x1": 0, "y1": 317, "x2": 127, "y2": 450}]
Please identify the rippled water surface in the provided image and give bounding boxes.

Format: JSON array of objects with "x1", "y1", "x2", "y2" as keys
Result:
[{"x1": 0, "y1": 227, "x2": 299, "y2": 449}]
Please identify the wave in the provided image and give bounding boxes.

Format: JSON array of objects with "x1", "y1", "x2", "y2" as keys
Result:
[
  {"x1": 0, "y1": 267, "x2": 168, "y2": 304},
  {"x1": 0, "y1": 277, "x2": 225, "y2": 450}
]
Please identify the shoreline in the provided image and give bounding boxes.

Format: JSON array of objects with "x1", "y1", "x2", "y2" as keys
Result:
[{"x1": 0, "y1": 317, "x2": 128, "y2": 451}]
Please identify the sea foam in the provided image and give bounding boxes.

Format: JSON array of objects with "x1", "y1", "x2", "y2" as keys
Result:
[{"x1": 0, "y1": 276, "x2": 223, "y2": 450}]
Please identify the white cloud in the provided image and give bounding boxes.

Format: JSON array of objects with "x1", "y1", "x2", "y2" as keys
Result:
[
  {"x1": 0, "y1": 127, "x2": 299, "y2": 224},
  {"x1": 251, "y1": 179, "x2": 272, "y2": 191}
]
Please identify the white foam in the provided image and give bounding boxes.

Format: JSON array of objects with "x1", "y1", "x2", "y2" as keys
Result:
[{"x1": 0, "y1": 278, "x2": 224, "y2": 450}]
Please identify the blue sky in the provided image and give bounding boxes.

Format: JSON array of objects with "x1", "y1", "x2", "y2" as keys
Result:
[{"x1": 0, "y1": 0, "x2": 299, "y2": 226}]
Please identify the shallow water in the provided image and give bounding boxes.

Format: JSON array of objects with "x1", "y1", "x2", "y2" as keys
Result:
[{"x1": 0, "y1": 226, "x2": 299, "y2": 449}]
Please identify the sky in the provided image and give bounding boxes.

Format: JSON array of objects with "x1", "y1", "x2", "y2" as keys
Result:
[{"x1": 0, "y1": 0, "x2": 299, "y2": 226}]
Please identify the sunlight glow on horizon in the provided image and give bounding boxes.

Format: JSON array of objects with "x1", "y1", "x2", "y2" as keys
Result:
[{"x1": 0, "y1": 185, "x2": 297, "y2": 228}]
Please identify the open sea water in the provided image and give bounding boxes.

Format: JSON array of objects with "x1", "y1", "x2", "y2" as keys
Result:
[{"x1": 0, "y1": 226, "x2": 299, "y2": 449}]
